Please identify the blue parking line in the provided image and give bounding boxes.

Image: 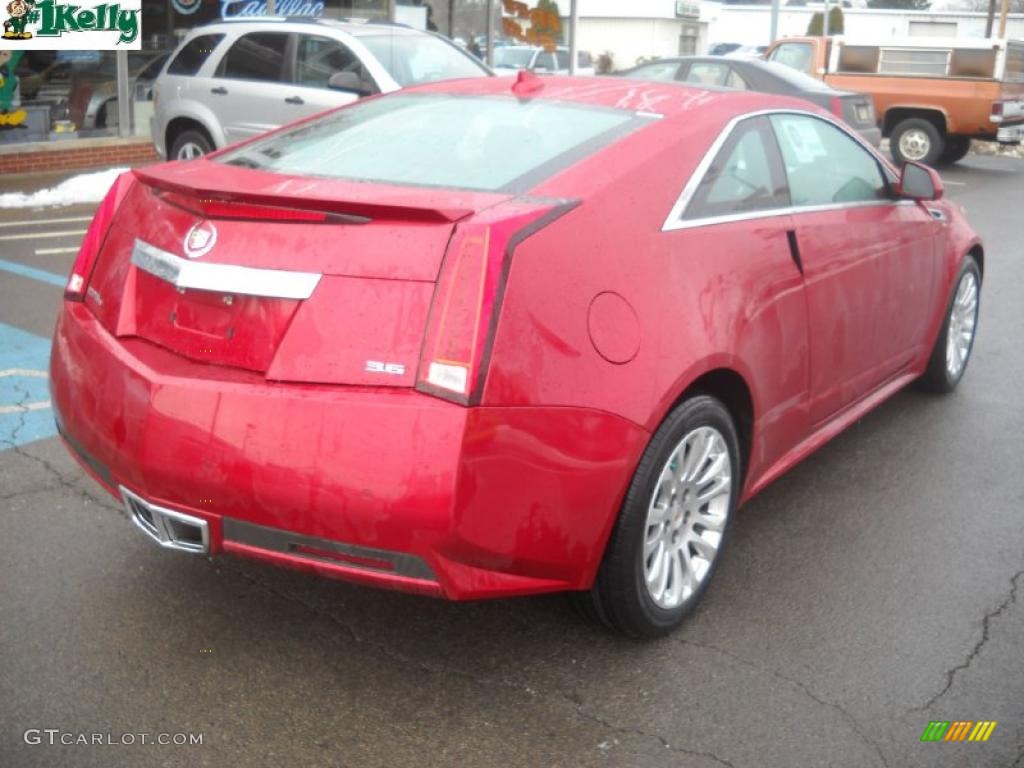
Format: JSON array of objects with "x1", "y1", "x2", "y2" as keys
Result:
[
  {"x1": 0, "y1": 258, "x2": 66, "y2": 289},
  {"x1": 0, "y1": 323, "x2": 56, "y2": 450}
]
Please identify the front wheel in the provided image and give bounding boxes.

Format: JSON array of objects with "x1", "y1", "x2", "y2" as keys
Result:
[
  {"x1": 170, "y1": 129, "x2": 213, "y2": 161},
  {"x1": 574, "y1": 395, "x2": 740, "y2": 638},
  {"x1": 890, "y1": 118, "x2": 945, "y2": 167},
  {"x1": 918, "y1": 255, "x2": 981, "y2": 393}
]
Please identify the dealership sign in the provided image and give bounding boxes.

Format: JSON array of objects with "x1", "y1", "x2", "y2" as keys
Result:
[
  {"x1": 219, "y1": 0, "x2": 323, "y2": 18},
  {"x1": 1, "y1": 0, "x2": 141, "y2": 48}
]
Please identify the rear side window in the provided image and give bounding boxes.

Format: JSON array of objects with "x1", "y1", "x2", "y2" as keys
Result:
[
  {"x1": 684, "y1": 117, "x2": 788, "y2": 220},
  {"x1": 218, "y1": 93, "x2": 649, "y2": 193},
  {"x1": 623, "y1": 61, "x2": 681, "y2": 82},
  {"x1": 770, "y1": 114, "x2": 886, "y2": 206},
  {"x1": 167, "y1": 34, "x2": 224, "y2": 76},
  {"x1": 685, "y1": 62, "x2": 730, "y2": 87},
  {"x1": 218, "y1": 32, "x2": 288, "y2": 82}
]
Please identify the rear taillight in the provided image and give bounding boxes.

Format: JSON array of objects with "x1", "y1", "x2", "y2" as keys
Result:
[
  {"x1": 829, "y1": 96, "x2": 844, "y2": 118},
  {"x1": 65, "y1": 171, "x2": 136, "y2": 301},
  {"x1": 416, "y1": 202, "x2": 575, "y2": 405},
  {"x1": 992, "y1": 101, "x2": 1004, "y2": 117},
  {"x1": 156, "y1": 189, "x2": 370, "y2": 224}
]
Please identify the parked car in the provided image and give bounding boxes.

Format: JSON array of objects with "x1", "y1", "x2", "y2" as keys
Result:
[
  {"x1": 151, "y1": 17, "x2": 492, "y2": 160},
  {"x1": 763, "y1": 35, "x2": 1024, "y2": 165},
  {"x1": 68, "y1": 52, "x2": 169, "y2": 131},
  {"x1": 53, "y1": 75, "x2": 982, "y2": 638},
  {"x1": 619, "y1": 56, "x2": 880, "y2": 146},
  {"x1": 492, "y1": 45, "x2": 595, "y2": 76},
  {"x1": 68, "y1": 51, "x2": 169, "y2": 131}
]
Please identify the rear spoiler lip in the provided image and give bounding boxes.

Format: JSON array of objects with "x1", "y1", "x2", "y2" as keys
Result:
[{"x1": 132, "y1": 166, "x2": 495, "y2": 224}]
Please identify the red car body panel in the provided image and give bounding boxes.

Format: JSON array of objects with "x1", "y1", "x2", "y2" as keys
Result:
[{"x1": 50, "y1": 76, "x2": 982, "y2": 600}]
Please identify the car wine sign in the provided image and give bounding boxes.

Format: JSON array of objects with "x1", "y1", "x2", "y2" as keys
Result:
[{"x1": 1, "y1": 0, "x2": 142, "y2": 48}]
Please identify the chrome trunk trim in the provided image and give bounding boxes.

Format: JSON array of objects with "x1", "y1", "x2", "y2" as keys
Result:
[{"x1": 131, "y1": 239, "x2": 321, "y2": 300}]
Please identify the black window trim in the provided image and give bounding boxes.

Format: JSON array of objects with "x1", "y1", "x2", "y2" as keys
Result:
[{"x1": 663, "y1": 108, "x2": 906, "y2": 232}]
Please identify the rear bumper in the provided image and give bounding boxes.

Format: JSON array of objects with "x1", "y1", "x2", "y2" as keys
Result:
[
  {"x1": 996, "y1": 123, "x2": 1024, "y2": 144},
  {"x1": 50, "y1": 302, "x2": 649, "y2": 600}
]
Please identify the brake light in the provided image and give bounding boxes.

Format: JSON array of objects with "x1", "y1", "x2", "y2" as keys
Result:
[
  {"x1": 416, "y1": 202, "x2": 576, "y2": 405},
  {"x1": 65, "y1": 171, "x2": 136, "y2": 301},
  {"x1": 829, "y1": 96, "x2": 844, "y2": 118},
  {"x1": 158, "y1": 190, "x2": 332, "y2": 222},
  {"x1": 992, "y1": 101, "x2": 1004, "y2": 116}
]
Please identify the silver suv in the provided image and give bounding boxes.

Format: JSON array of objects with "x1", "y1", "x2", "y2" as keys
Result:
[{"x1": 152, "y1": 17, "x2": 492, "y2": 160}]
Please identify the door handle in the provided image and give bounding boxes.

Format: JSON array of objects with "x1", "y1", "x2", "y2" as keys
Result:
[
  {"x1": 210, "y1": 86, "x2": 228, "y2": 95},
  {"x1": 786, "y1": 229, "x2": 804, "y2": 274},
  {"x1": 285, "y1": 96, "x2": 304, "y2": 105}
]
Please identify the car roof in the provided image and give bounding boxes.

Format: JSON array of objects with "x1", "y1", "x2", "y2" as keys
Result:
[{"x1": 409, "y1": 74, "x2": 827, "y2": 120}]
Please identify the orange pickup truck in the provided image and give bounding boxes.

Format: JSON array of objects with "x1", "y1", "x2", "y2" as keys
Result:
[{"x1": 763, "y1": 36, "x2": 1024, "y2": 166}]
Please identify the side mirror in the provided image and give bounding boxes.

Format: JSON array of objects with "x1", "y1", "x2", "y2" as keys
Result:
[
  {"x1": 328, "y1": 71, "x2": 367, "y2": 96},
  {"x1": 898, "y1": 161, "x2": 944, "y2": 201}
]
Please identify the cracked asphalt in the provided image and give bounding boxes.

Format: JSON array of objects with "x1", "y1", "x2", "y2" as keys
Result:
[{"x1": 1, "y1": 156, "x2": 1023, "y2": 768}]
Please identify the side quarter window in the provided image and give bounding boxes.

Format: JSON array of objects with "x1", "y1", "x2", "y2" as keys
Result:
[
  {"x1": 684, "y1": 117, "x2": 789, "y2": 220},
  {"x1": 770, "y1": 114, "x2": 888, "y2": 206}
]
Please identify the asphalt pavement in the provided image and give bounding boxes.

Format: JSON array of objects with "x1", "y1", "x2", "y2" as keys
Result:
[{"x1": 1, "y1": 156, "x2": 1022, "y2": 768}]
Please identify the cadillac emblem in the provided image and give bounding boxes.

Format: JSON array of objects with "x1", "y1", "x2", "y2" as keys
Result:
[{"x1": 184, "y1": 221, "x2": 217, "y2": 259}]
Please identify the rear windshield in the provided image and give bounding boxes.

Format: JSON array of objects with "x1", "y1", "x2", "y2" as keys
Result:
[
  {"x1": 357, "y1": 32, "x2": 489, "y2": 87},
  {"x1": 218, "y1": 94, "x2": 645, "y2": 193}
]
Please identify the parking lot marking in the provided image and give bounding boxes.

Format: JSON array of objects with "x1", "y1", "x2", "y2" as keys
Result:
[
  {"x1": 0, "y1": 259, "x2": 66, "y2": 288},
  {"x1": 0, "y1": 216, "x2": 92, "y2": 228},
  {"x1": 35, "y1": 246, "x2": 80, "y2": 256},
  {"x1": 0, "y1": 324, "x2": 56, "y2": 450},
  {"x1": 0, "y1": 229, "x2": 87, "y2": 241}
]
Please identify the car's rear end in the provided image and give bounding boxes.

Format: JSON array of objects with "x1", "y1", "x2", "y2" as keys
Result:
[
  {"x1": 992, "y1": 40, "x2": 1024, "y2": 144},
  {"x1": 50, "y1": 88, "x2": 657, "y2": 600},
  {"x1": 826, "y1": 91, "x2": 879, "y2": 146}
]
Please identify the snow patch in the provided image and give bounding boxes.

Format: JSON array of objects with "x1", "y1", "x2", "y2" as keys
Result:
[{"x1": 0, "y1": 167, "x2": 130, "y2": 209}]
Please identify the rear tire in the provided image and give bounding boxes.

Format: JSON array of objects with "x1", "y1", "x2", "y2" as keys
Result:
[
  {"x1": 890, "y1": 118, "x2": 944, "y2": 167},
  {"x1": 939, "y1": 136, "x2": 971, "y2": 165},
  {"x1": 575, "y1": 395, "x2": 740, "y2": 638},
  {"x1": 170, "y1": 128, "x2": 213, "y2": 161},
  {"x1": 918, "y1": 255, "x2": 981, "y2": 393}
]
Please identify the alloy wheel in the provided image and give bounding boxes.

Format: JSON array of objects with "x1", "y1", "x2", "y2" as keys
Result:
[
  {"x1": 176, "y1": 142, "x2": 205, "y2": 161},
  {"x1": 946, "y1": 270, "x2": 979, "y2": 378},
  {"x1": 642, "y1": 426, "x2": 732, "y2": 610}
]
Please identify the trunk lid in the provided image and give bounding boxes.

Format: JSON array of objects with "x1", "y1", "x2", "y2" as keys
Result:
[{"x1": 86, "y1": 163, "x2": 510, "y2": 386}]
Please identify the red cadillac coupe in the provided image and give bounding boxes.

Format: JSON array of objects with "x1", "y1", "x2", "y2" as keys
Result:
[{"x1": 51, "y1": 74, "x2": 982, "y2": 637}]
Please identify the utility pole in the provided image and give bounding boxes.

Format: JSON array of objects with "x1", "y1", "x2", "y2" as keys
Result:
[
  {"x1": 823, "y1": 0, "x2": 830, "y2": 37},
  {"x1": 770, "y1": 0, "x2": 780, "y2": 43},
  {"x1": 985, "y1": 0, "x2": 997, "y2": 37},
  {"x1": 486, "y1": 0, "x2": 495, "y2": 68},
  {"x1": 998, "y1": 0, "x2": 1010, "y2": 38},
  {"x1": 266, "y1": 0, "x2": 275, "y2": 14},
  {"x1": 569, "y1": 0, "x2": 579, "y2": 74}
]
